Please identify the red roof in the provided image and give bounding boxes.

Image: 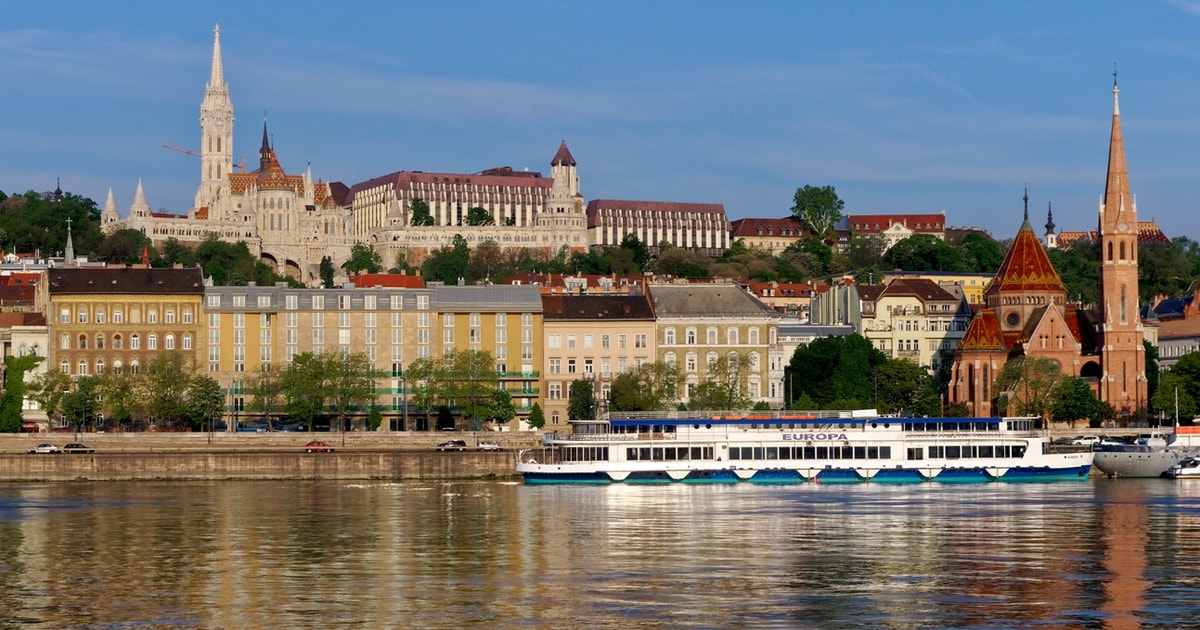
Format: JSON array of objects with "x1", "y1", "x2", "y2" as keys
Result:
[
  {"x1": 551, "y1": 141, "x2": 576, "y2": 167},
  {"x1": 729, "y1": 217, "x2": 810, "y2": 239},
  {"x1": 848, "y1": 214, "x2": 945, "y2": 234},
  {"x1": 348, "y1": 273, "x2": 425, "y2": 289}
]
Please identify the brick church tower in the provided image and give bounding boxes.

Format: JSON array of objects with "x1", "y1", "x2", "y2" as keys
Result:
[{"x1": 1097, "y1": 77, "x2": 1148, "y2": 416}]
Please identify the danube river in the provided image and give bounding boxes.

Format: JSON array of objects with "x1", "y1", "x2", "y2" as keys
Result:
[{"x1": 0, "y1": 479, "x2": 1196, "y2": 629}]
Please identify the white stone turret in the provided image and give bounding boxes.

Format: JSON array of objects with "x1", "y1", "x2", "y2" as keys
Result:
[
  {"x1": 101, "y1": 187, "x2": 120, "y2": 226},
  {"x1": 130, "y1": 179, "x2": 151, "y2": 218},
  {"x1": 196, "y1": 23, "x2": 234, "y2": 214}
]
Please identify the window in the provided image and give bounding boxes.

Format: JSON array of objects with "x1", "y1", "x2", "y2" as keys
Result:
[
  {"x1": 113, "y1": 335, "x2": 123, "y2": 349},
  {"x1": 312, "y1": 295, "x2": 325, "y2": 310},
  {"x1": 549, "y1": 335, "x2": 561, "y2": 349},
  {"x1": 583, "y1": 335, "x2": 593, "y2": 349},
  {"x1": 313, "y1": 329, "x2": 325, "y2": 344},
  {"x1": 286, "y1": 294, "x2": 298, "y2": 310},
  {"x1": 78, "y1": 308, "x2": 88, "y2": 323},
  {"x1": 601, "y1": 334, "x2": 610, "y2": 349},
  {"x1": 96, "y1": 308, "x2": 106, "y2": 324},
  {"x1": 78, "y1": 360, "x2": 87, "y2": 375},
  {"x1": 183, "y1": 334, "x2": 193, "y2": 350},
  {"x1": 114, "y1": 309, "x2": 124, "y2": 324},
  {"x1": 339, "y1": 312, "x2": 350, "y2": 328},
  {"x1": 522, "y1": 313, "x2": 532, "y2": 327},
  {"x1": 165, "y1": 334, "x2": 175, "y2": 350},
  {"x1": 165, "y1": 309, "x2": 176, "y2": 323},
  {"x1": 339, "y1": 295, "x2": 351, "y2": 310},
  {"x1": 78, "y1": 334, "x2": 88, "y2": 350},
  {"x1": 664, "y1": 329, "x2": 676, "y2": 345},
  {"x1": 686, "y1": 329, "x2": 696, "y2": 344},
  {"x1": 148, "y1": 334, "x2": 157, "y2": 350},
  {"x1": 470, "y1": 312, "x2": 481, "y2": 327},
  {"x1": 619, "y1": 335, "x2": 628, "y2": 349},
  {"x1": 96, "y1": 334, "x2": 105, "y2": 349},
  {"x1": 443, "y1": 313, "x2": 455, "y2": 327},
  {"x1": 549, "y1": 359, "x2": 561, "y2": 374},
  {"x1": 234, "y1": 313, "x2": 245, "y2": 329},
  {"x1": 635, "y1": 334, "x2": 647, "y2": 348},
  {"x1": 707, "y1": 328, "x2": 717, "y2": 344},
  {"x1": 417, "y1": 295, "x2": 429, "y2": 310},
  {"x1": 727, "y1": 329, "x2": 739, "y2": 345},
  {"x1": 568, "y1": 359, "x2": 577, "y2": 374},
  {"x1": 496, "y1": 313, "x2": 507, "y2": 327},
  {"x1": 549, "y1": 383, "x2": 562, "y2": 400},
  {"x1": 496, "y1": 328, "x2": 507, "y2": 344},
  {"x1": 233, "y1": 295, "x2": 245, "y2": 307},
  {"x1": 182, "y1": 308, "x2": 192, "y2": 324},
  {"x1": 261, "y1": 313, "x2": 271, "y2": 328},
  {"x1": 364, "y1": 295, "x2": 377, "y2": 310},
  {"x1": 390, "y1": 295, "x2": 403, "y2": 310},
  {"x1": 60, "y1": 309, "x2": 70, "y2": 324},
  {"x1": 286, "y1": 312, "x2": 298, "y2": 328},
  {"x1": 207, "y1": 295, "x2": 221, "y2": 308},
  {"x1": 686, "y1": 353, "x2": 697, "y2": 372},
  {"x1": 131, "y1": 334, "x2": 140, "y2": 350},
  {"x1": 313, "y1": 313, "x2": 324, "y2": 328},
  {"x1": 60, "y1": 334, "x2": 69, "y2": 349}
]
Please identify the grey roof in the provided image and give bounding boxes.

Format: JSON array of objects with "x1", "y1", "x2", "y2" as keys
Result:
[
  {"x1": 649, "y1": 283, "x2": 780, "y2": 318},
  {"x1": 779, "y1": 323, "x2": 856, "y2": 338},
  {"x1": 431, "y1": 285, "x2": 543, "y2": 311}
]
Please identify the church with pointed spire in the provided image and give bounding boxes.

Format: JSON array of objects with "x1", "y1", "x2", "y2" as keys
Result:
[
  {"x1": 949, "y1": 79, "x2": 1148, "y2": 420},
  {"x1": 103, "y1": 24, "x2": 351, "y2": 283}
]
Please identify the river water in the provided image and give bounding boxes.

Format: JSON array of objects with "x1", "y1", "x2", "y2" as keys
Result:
[{"x1": 0, "y1": 478, "x2": 1196, "y2": 629}]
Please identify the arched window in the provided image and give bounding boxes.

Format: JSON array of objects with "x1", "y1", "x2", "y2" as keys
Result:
[
  {"x1": 95, "y1": 359, "x2": 104, "y2": 374},
  {"x1": 686, "y1": 352, "x2": 697, "y2": 372},
  {"x1": 706, "y1": 328, "x2": 718, "y2": 345},
  {"x1": 113, "y1": 360, "x2": 122, "y2": 375},
  {"x1": 148, "y1": 334, "x2": 158, "y2": 350},
  {"x1": 686, "y1": 328, "x2": 696, "y2": 344},
  {"x1": 60, "y1": 334, "x2": 70, "y2": 349},
  {"x1": 727, "y1": 328, "x2": 739, "y2": 345},
  {"x1": 131, "y1": 334, "x2": 140, "y2": 350},
  {"x1": 664, "y1": 352, "x2": 677, "y2": 367},
  {"x1": 59, "y1": 361, "x2": 69, "y2": 374},
  {"x1": 165, "y1": 334, "x2": 175, "y2": 350},
  {"x1": 96, "y1": 334, "x2": 105, "y2": 350},
  {"x1": 113, "y1": 335, "x2": 123, "y2": 349},
  {"x1": 1107, "y1": 242, "x2": 1113, "y2": 261},
  {"x1": 182, "y1": 334, "x2": 193, "y2": 350},
  {"x1": 78, "y1": 360, "x2": 87, "y2": 375},
  {"x1": 748, "y1": 328, "x2": 760, "y2": 345},
  {"x1": 78, "y1": 334, "x2": 88, "y2": 350},
  {"x1": 130, "y1": 361, "x2": 139, "y2": 375},
  {"x1": 664, "y1": 328, "x2": 676, "y2": 345}
]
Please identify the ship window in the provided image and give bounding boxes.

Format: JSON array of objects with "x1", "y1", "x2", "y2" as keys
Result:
[{"x1": 907, "y1": 447, "x2": 924, "y2": 460}]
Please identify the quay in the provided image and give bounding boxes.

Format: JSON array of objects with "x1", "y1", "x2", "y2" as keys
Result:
[{"x1": 0, "y1": 432, "x2": 539, "y2": 482}]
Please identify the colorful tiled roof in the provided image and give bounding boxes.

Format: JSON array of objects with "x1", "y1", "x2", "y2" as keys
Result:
[
  {"x1": 986, "y1": 220, "x2": 1067, "y2": 297},
  {"x1": 848, "y1": 213, "x2": 945, "y2": 234},
  {"x1": 1056, "y1": 221, "x2": 1170, "y2": 248}
]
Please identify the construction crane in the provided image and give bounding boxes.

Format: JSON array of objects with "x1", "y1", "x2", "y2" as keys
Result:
[
  {"x1": 164, "y1": 144, "x2": 200, "y2": 157},
  {"x1": 165, "y1": 145, "x2": 249, "y2": 173}
]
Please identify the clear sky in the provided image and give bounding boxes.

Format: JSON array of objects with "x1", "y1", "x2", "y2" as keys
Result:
[{"x1": 2, "y1": 1, "x2": 1199, "y2": 242}]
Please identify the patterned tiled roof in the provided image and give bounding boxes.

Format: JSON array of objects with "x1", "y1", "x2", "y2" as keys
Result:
[
  {"x1": 986, "y1": 220, "x2": 1067, "y2": 297},
  {"x1": 1056, "y1": 221, "x2": 1170, "y2": 248},
  {"x1": 957, "y1": 307, "x2": 1008, "y2": 352}
]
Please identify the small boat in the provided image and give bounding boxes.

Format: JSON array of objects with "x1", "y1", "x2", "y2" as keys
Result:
[
  {"x1": 1164, "y1": 457, "x2": 1200, "y2": 479},
  {"x1": 517, "y1": 410, "x2": 1094, "y2": 485}
]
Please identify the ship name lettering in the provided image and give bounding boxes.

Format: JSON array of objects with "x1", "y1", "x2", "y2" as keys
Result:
[{"x1": 781, "y1": 433, "x2": 849, "y2": 441}]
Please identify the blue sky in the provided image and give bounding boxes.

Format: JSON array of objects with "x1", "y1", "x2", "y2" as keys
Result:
[{"x1": 3, "y1": 1, "x2": 1200, "y2": 242}]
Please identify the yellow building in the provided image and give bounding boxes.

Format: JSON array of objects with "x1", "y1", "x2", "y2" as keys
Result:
[
  {"x1": 204, "y1": 281, "x2": 544, "y2": 430},
  {"x1": 42, "y1": 266, "x2": 205, "y2": 382},
  {"x1": 880, "y1": 270, "x2": 994, "y2": 305},
  {"x1": 541, "y1": 293, "x2": 657, "y2": 429}
]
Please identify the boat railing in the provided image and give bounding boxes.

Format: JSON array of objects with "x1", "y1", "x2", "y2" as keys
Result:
[{"x1": 605, "y1": 409, "x2": 876, "y2": 421}]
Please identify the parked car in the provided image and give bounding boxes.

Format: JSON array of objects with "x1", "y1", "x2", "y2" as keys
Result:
[
  {"x1": 477, "y1": 440, "x2": 501, "y2": 451},
  {"x1": 304, "y1": 441, "x2": 334, "y2": 453},
  {"x1": 437, "y1": 439, "x2": 467, "y2": 452},
  {"x1": 62, "y1": 443, "x2": 94, "y2": 454},
  {"x1": 1072, "y1": 436, "x2": 1101, "y2": 446},
  {"x1": 27, "y1": 444, "x2": 61, "y2": 454}
]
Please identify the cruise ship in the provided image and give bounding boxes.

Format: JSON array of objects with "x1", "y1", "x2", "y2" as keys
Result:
[{"x1": 517, "y1": 410, "x2": 1094, "y2": 484}]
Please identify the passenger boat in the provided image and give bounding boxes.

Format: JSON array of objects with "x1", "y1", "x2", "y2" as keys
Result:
[
  {"x1": 1091, "y1": 430, "x2": 1192, "y2": 478},
  {"x1": 516, "y1": 410, "x2": 1094, "y2": 485}
]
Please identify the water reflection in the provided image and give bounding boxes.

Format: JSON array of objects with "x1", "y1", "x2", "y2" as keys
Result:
[{"x1": 0, "y1": 480, "x2": 1197, "y2": 628}]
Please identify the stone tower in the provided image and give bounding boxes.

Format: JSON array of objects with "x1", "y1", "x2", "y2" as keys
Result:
[
  {"x1": 1097, "y1": 78, "x2": 1147, "y2": 416},
  {"x1": 196, "y1": 24, "x2": 234, "y2": 216},
  {"x1": 546, "y1": 141, "x2": 582, "y2": 215}
]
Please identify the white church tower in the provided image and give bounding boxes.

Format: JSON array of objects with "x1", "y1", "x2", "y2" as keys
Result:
[{"x1": 195, "y1": 24, "x2": 234, "y2": 217}]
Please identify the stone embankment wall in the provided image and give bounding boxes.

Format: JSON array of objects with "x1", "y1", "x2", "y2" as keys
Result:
[{"x1": 0, "y1": 431, "x2": 542, "y2": 481}]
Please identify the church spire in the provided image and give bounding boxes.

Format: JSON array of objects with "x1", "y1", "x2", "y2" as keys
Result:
[
  {"x1": 1102, "y1": 74, "x2": 1133, "y2": 226},
  {"x1": 259, "y1": 119, "x2": 271, "y2": 171},
  {"x1": 209, "y1": 24, "x2": 224, "y2": 88}
]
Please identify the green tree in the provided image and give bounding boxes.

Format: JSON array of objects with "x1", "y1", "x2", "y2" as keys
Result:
[
  {"x1": 484, "y1": 389, "x2": 516, "y2": 426},
  {"x1": 422, "y1": 234, "x2": 473, "y2": 284},
  {"x1": 1047, "y1": 241, "x2": 1100, "y2": 307},
  {"x1": 160, "y1": 237, "x2": 197, "y2": 267},
  {"x1": 0, "y1": 354, "x2": 42, "y2": 432},
  {"x1": 144, "y1": 353, "x2": 192, "y2": 429},
  {"x1": 790, "y1": 185, "x2": 844, "y2": 238},
  {"x1": 406, "y1": 349, "x2": 499, "y2": 430},
  {"x1": 96, "y1": 229, "x2": 153, "y2": 265},
  {"x1": 527, "y1": 402, "x2": 546, "y2": 429},
  {"x1": 872, "y1": 358, "x2": 940, "y2": 416},
  {"x1": 993, "y1": 356, "x2": 1063, "y2": 420},
  {"x1": 688, "y1": 352, "x2": 753, "y2": 411},
  {"x1": 184, "y1": 375, "x2": 225, "y2": 432},
  {"x1": 652, "y1": 248, "x2": 712, "y2": 278},
  {"x1": 62, "y1": 376, "x2": 99, "y2": 431},
  {"x1": 281, "y1": 352, "x2": 332, "y2": 431},
  {"x1": 1152, "y1": 371, "x2": 1197, "y2": 423},
  {"x1": 1051, "y1": 376, "x2": 1102, "y2": 429},
  {"x1": 367, "y1": 406, "x2": 383, "y2": 431},
  {"x1": 881, "y1": 234, "x2": 966, "y2": 272},
  {"x1": 28, "y1": 370, "x2": 72, "y2": 429},
  {"x1": 410, "y1": 198, "x2": 434, "y2": 226},
  {"x1": 568, "y1": 379, "x2": 597, "y2": 420},
  {"x1": 94, "y1": 368, "x2": 142, "y2": 431},
  {"x1": 327, "y1": 352, "x2": 380, "y2": 432},
  {"x1": 609, "y1": 361, "x2": 681, "y2": 412},
  {"x1": 342, "y1": 243, "x2": 383, "y2": 275},
  {"x1": 465, "y1": 206, "x2": 494, "y2": 226},
  {"x1": 956, "y1": 232, "x2": 1004, "y2": 273},
  {"x1": 620, "y1": 233, "x2": 650, "y2": 271},
  {"x1": 786, "y1": 334, "x2": 887, "y2": 409},
  {"x1": 246, "y1": 365, "x2": 283, "y2": 428},
  {"x1": 319, "y1": 255, "x2": 335, "y2": 288}
]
